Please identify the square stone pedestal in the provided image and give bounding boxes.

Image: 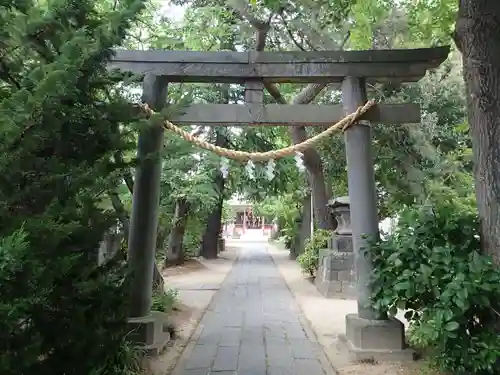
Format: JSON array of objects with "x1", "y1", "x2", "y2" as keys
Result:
[
  {"x1": 128, "y1": 311, "x2": 171, "y2": 356},
  {"x1": 315, "y1": 249, "x2": 355, "y2": 298},
  {"x1": 338, "y1": 314, "x2": 414, "y2": 361}
]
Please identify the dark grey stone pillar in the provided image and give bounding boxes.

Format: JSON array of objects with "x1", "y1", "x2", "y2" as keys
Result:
[
  {"x1": 339, "y1": 77, "x2": 412, "y2": 361},
  {"x1": 341, "y1": 77, "x2": 378, "y2": 320},
  {"x1": 244, "y1": 80, "x2": 264, "y2": 103},
  {"x1": 128, "y1": 74, "x2": 168, "y2": 318}
]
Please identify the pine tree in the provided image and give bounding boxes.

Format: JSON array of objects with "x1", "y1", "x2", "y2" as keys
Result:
[{"x1": 0, "y1": 0, "x2": 145, "y2": 374}]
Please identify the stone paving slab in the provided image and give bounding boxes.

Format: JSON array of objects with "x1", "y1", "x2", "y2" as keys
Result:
[{"x1": 171, "y1": 242, "x2": 334, "y2": 375}]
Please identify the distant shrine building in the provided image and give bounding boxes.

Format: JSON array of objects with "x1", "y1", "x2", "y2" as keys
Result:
[{"x1": 225, "y1": 197, "x2": 273, "y2": 237}]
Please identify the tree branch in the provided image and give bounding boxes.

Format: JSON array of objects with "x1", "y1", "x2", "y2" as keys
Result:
[
  {"x1": 114, "y1": 151, "x2": 135, "y2": 194},
  {"x1": 227, "y1": 0, "x2": 340, "y2": 229},
  {"x1": 340, "y1": 30, "x2": 351, "y2": 50},
  {"x1": 279, "y1": 14, "x2": 307, "y2": 51},
  {"x1": 0, "y1": 58, "x2": 21, "y2": 89},
  {"x1": 191, "y1": 126, "x2": 205, "y2": 138},
  {"x1": 226, "y1": 0, "x2": 270, "y2": 31}
]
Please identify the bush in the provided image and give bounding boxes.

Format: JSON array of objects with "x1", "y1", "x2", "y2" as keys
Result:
[
  {"x1": 369, "y1": 194, "x2": 500, "y2": 374},
  {"x1": 280, "y1": 217, "x2": 299, "y2": 250},
  {"x1": 0, "y1": 0, "x2": 145, "y2": 373},
  {"x1": 151, "y1": 288, "x2": 179, "y2": 313},
  {"x1": 0, "y1": 229, "x2": 142, "y2": 375},
  {"x1": 297, "y1": 229, "x2": 331, "y2": 277},
  {"x1": 183, "y1": 219, "x2": 205, "y2": 258}
]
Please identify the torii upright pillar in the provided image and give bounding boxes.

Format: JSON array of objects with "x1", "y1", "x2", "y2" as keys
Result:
[
  {"x1": 339, "y1": 77, "x2": 413, "y2": 361},
  {"x1": 127, "y1": 73, "x2": 170, "y2": 354}
]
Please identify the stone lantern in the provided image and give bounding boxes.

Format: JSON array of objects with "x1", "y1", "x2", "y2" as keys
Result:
[
  {"x1": 315, "y1": 196, "x2": 355, "y2": 298},
  {"x1": 329, "y1": 196, "x2": 353, "y2": 252}
]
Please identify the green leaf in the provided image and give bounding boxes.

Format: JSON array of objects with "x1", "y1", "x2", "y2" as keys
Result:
[
  {"x1": 457, "y1": 287, "x2": 468, "y2": 301},
  {"x1": 454, "y1": 295, "x2": 467, "y2": 310},
  {"x1": 443, "y1": 321, "x2": 459, "y2": 331},
  {"x1": 394, "y1": 281, "x2": 411, "y2": 291},
  {"x1": 443, "y1": 309, "x2": 453, "y2": 321},
  {"x1": 387, "y1": 252, "x2": 401, "y2": 263}
]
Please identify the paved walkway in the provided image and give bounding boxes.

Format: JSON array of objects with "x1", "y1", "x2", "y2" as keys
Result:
[{"x1": 172, "y1": 243, "x2": 331, "y2": 375}]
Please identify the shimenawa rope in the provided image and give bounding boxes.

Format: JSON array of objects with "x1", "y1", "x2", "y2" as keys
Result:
[{"x1": 140, "y1": 100, "x2": 376, "y2": 162}]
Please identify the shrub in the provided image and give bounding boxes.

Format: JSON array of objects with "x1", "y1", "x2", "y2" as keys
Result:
[
  {"x1": 280, "y1": 216, "x2": 300, "y2": 250},
  {"x1": 0, "y1": 228, "x2": 142, "y2": 375},
  {"x1": 0, "y1": 0, "x2": 145, "y2": 373},
  {"x1": 297, "y1": 229, "x2": 331, "y2": 277},
  {"x1": 152, "y1": 288, "x2": 179, "y2": 313},
  {"x1": 369, "y1": 193, "x2": 500, "y2": 374}
]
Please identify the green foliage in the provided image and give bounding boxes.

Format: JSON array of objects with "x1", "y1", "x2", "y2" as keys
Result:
[
  {"x1": 369, "y1": 190, "x2": 500, "y2": 374},
  {"x1": 182, "y1": 219, "x2": 205, "y2": 258},
  {"x1": 0, "y1": 0, "x2": 146, "y2": 374},
  {"x1": 255, "y1": 193, "x2": 304, "y2": 249},
  {"x1": 0, "y1": 227, "x2": 142, "y2": 375},
  {"x1": 151, "y1": 288, "x2": 179, "y2": 313},
  {"x1": 253, "y1": 193, "x2": 304, "y2": 244},
  {"x1": 297, "y1": 229, "x2": 331, "y2": 277},
  {"x1": 403, "y1": 0, "x2": 458, "y2": 46}
]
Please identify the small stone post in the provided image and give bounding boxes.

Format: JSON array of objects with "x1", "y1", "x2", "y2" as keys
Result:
[
  {"x1": 340, "y1": 77, "x2": 411, "y2": 361},
  {"x1": 127, "y1": 74, "x2": 171, "y2": 353}
]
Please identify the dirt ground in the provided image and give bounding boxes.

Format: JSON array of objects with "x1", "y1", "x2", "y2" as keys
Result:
[
  {"x1": 161, "y1": 258, "x2": 207, "y2": 277},
  {"x1": 338, "y1": 364, "x2": 435, "y2": 375}
]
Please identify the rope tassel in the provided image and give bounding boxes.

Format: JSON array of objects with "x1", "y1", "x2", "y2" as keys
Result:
[{"x1": 139, "y1": 100, "x2": 376, "y2": 163}]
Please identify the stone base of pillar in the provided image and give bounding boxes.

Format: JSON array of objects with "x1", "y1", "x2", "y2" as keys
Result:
[
  {"x1": 128, "y1": 311, "x2": 172, "y2": 356},
  {"x1": 338, "y1": 314, "x2": 414, "y2": 362}
]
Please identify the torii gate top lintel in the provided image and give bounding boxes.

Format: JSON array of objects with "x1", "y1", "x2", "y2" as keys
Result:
[
  {"x1": 110, "y1": 46, "x2": 450, "y2": 127},
  {"x1": 109, "y1": 46, "x2": 450, "y2": 84}
]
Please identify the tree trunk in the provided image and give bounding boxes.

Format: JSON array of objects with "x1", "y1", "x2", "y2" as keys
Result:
[
  {"x1": 200, "y1": 129, "x2": 227, "y2": 259},
  {"x1": 297, "y1": 133, "x2": 332, "y2": 230},
  {"x1": 298, "y1": 193, "x2": 312, "y2": 254},
  {"x1": 199, "y1": 86, "x2": 229, "y2": 259},
  {"x1": 153, "y1": 262, "x2": 164, "y2": 291},
  {"x1": 264, "y1": 82, "x2": 334, "y2": 230},
  {"x1": 199, "y1": 27, "x2": 234, "y2": 259},
  {"x1": 109, "y1": 190, "x2": 130, "y2": 240},
  {"x1": 290, "y1": 194, "x2": 312, "y2": 259},
  {"x1": 201, "y1": 198, "x2": 223, "y2": 259},
  {"x1": 109, "y1": 189, "x2": 164, "y2": 291},
  {"x1": 165, "y1": 198, "x2": 190, "y2": 267},
  {"x1": 454, "y1": 0, "x2": 500, "y2": 264}
]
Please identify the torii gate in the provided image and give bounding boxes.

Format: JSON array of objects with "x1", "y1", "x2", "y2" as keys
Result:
[{"x1": 109, "y1": 46, "x2": 449, "y2": 358}]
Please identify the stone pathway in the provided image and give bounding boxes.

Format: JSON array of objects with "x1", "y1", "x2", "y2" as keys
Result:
[{"x1": 172, "y1": 244, "x2": 332, "y2": 375}]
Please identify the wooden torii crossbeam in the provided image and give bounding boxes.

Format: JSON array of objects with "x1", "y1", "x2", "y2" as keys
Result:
[
  {"x1": 159, "y1": 103, "x2": 421, "y2": 126},
  {"x1": 113, "y1": 46, "x2": 450, "y2": 356},
  {"x1": 109, "y1": 47, "x2": 449, "y2": 83},
  {"x1": 109, "y1": 47, "x2": 449, "y2": 127}
]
